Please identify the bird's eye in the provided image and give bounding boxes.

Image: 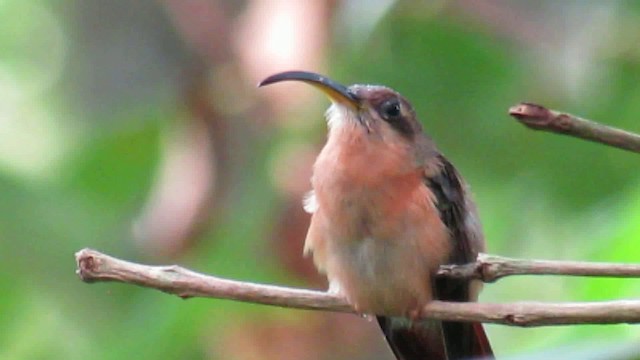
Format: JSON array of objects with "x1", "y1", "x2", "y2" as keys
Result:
[
  {"x1": 380, "y1": 99, "x2": 401, "y2": 120},
  {"x1": 377, "y1": 97, "x2": 415, "y2": 137}
]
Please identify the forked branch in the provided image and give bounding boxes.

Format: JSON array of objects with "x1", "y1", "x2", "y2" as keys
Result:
[
  {"x1": 437, "y1": 253, "x2": 640, "y2": 282},
  {"x1": 75, "y1": 248, "x2": 640, "y2": 327}
]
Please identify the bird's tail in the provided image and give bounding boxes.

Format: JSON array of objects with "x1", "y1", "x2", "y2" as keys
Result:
[{"x1": 377, "y1": 316, "x2": 493, "y2": 360}]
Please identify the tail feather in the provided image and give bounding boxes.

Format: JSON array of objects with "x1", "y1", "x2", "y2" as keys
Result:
[
  {"x1": 377, "y1": 316, "x2": 447, "y2": 360},
  {"x1": 441, "y1": 321, "x2": 493, "y2": 359},
  {"x1": 377, "y1": 316, "x2": 493, "y2": 360},
  {"x1": 470, "y1": 322, "x2": 493, "y2": 357}
]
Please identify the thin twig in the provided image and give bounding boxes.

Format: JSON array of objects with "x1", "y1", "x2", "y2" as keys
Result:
[
  {"x1": 438, "y1": 253, "x2": 640, "y2": 283},
  {"x1": 75, "y1": 248, "x2": 640, "y2": 327},
  {"x1": 508, "y1": 102, "x2": 640, "y2": 153}
]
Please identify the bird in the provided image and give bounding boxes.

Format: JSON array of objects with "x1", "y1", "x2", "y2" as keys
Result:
[{"x1": 259, "y1": 71, "x2": 493, "y2": 360}]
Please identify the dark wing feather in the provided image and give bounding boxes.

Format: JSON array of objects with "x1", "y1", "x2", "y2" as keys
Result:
[
  {"x1": 377, "y1": 154, "x2": 493, "y2": 360},
  {"x1": 426, "y1": 155, "x2": 493, "y2": 359}
]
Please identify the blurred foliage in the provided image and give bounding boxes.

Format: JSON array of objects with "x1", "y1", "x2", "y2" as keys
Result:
[{"x1": 1, "y1": 1, "x2": 640, "y2": 360}]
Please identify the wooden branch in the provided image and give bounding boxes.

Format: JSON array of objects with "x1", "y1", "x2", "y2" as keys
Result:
[
  {"x1": 508, "y1": 102, "x2": 640, "y2": 153},
  {"x1": 438, "y1": 253, "x2": 640, "y2": 282},
  {"x1": 75, "y1": 248, "x2": 640, "y2": 327}
]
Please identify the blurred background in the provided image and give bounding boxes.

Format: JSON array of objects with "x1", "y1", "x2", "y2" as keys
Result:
[{"x1": 1, "y1": 0, "x2": 640, "y2": 359}]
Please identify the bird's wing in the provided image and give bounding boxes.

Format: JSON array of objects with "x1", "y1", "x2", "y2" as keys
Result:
[
  {"x1": 378, "y1": 155, "x2": 493, "y2": 360},
  {"x1": 425, "y1": 154, "x2": 493, "y2": 359}
]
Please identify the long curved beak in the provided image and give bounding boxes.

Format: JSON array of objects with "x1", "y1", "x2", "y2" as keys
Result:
[{"x1": 258, "y1": 71, "x2": 359, "y2": 109}]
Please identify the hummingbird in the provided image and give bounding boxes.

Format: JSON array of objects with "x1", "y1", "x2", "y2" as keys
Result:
[{"x1": 259, "y1": 71, "x2": 493, "y2": 360}]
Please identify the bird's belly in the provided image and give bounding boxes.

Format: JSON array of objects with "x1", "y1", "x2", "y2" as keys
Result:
[
  {"x1": 330, "y1": 234, "x2": 433, "y2": 316},
  {"x1": 307, "y1": 146, "x2": 452, "y2": 315}
]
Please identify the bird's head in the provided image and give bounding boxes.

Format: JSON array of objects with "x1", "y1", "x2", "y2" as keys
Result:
[
  {"x1": 259, "y1": 71, "x2": 439, "y2": 168},
  {"x1": 259, "y1": 71, "x2": 427, "y2": 141}
]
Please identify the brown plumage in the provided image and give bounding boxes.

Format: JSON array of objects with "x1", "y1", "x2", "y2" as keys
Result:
[{"x1": 260, "y1": 71, "x2": 493, "y2": 360}]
